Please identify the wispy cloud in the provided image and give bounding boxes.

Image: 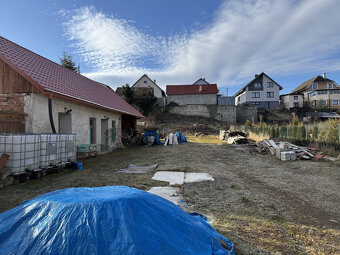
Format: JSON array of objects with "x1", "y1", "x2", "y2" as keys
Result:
[{"x1": 62, "y1": 0, "x2": 340, "y2": 90}]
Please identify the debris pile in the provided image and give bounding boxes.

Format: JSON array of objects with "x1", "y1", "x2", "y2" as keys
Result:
[
  {"x1": 256, "y1": 140, "x2": 319, "y2": 161},
  {"x1": 219, "y1": 130, "x2": 248, "y2": 144}
]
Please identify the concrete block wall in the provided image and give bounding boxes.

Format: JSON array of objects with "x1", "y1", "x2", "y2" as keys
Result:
[
  {"x1": 168, "y1": 105, "x2": 237, "y2": 122},
  {"x1": 168, "y1": 104, "x2": 258, "y2": 123}
]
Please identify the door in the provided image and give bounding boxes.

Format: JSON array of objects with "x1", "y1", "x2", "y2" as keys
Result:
[
  {"x1": 59, "y1": 113, "x2": 72, "y2": 133},
  {"x1": 101, "y1": 119, "x2": 108, "y2": 151}
]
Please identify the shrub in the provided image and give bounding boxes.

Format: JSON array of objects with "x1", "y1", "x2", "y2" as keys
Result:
[
  {"x1": 297, "y1": 124, "x2": 306, "y2": 140},
  {"x1": 318, "y1": 119, "x2": 340, "y2": 144},
  {"x1": 312, "y1": 124, "x2": 318, "y2": 141}
]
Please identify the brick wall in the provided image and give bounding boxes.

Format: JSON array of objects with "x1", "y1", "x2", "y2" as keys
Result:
[{"x1": 0, "y1": 93, "x2": 26, "y2": 133}]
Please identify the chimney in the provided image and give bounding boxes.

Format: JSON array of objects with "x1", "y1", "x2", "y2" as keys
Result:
[
  {"x1": 323, "y1": 72, "x2": 326, "y2": 78},
  {"x1": 154, "y1": 80, "x2": 156, "y2": 83},
  {"x1": 255, "y1": 74, "x2": 259, "y2": 78},
  {"x1": 203, "y1": 78, "x2": 205, "y2": 81},
  {"x1": 199, "y1": 85, "x2": 202, "y2": 92}
]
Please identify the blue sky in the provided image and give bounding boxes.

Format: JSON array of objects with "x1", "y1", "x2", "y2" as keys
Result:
[{"x1": 1, "y1": 0, "x2": 340, "y2": 95}]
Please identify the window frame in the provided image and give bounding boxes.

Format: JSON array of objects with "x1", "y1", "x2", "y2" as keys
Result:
[
  {"x1": 312, "y1": 83, "x2": 318, "y2": 90},
  {"x1": 267, "y1": 82, "x2": 274, "y2": 88},
  {"x1": 266, "y1": 92, "x2": 274, "y2": 98},
  {"x1": 251, "y1": 92, "x2": 260, "y2": 98},
  {"x1": 293, "y1": 95, "x2": 298, "y2": 100},
  {"x1": 89, "y1": 118, "x2": 96, "y2": 144},
  {"x1": 328, "y1": 83, "x2": 333, "y2": 89},
  {"x1": 332, "y1": 99, "x2": 339, "y2": 106}
]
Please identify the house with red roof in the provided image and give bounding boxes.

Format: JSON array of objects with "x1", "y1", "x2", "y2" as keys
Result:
[
  {"x1": 166, "y1": 78, "x2": 219, "y2": 106},
  {"x1": 0, "y1": 36, "x2": 143, "y2": 153}
]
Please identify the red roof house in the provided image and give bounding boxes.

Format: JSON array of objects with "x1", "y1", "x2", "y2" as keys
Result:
[
  {"x1": 166, "y1": 80, "x2": 219, "y2": 105},
  {"x1": 0, "y1": 36, "x2": 143, "y2": 151}
]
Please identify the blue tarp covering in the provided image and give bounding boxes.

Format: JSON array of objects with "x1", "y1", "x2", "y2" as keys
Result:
[
  {"x1": 0, "y1": 186, "x2": 234, "y2": 255},
  {"x1": 175, "y1": 132, "x2": 188, "y2": 144},
  {"x1": 142, "y1": 130, "x2": 162, "y2": 145}
]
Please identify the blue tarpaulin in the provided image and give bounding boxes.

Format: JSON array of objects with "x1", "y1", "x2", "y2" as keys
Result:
[
  {"x1": 142, "y1": 130, "x2": 162, "y2": 145},
  {"x1": 175, "y1": 132, "x2": 188, "y2": 144},
  {"x1": 0, "y1": 186, "x2": 234, "y2": 255}
]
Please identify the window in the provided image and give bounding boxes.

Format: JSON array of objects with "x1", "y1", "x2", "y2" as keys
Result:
[
  {"x1": 328, "y1": 83, "x2": 333, "y2": 89},
  {"x1": 310, "y1": 91, "x2": 316, "y2": 97},
  {"x1": 294, "y1": 102, "x2": 299, "y2": 108},
  {"x1": 111, "y1": 120, "x2": 116, "y2": 142},
  {"x1": 251, "y1": 102, "x2": 260, "y2": 105},
  {"x1": 90, "y1": 118, "x2": 96, "y2": 144},
  {"x1": 332, "y1": 100, "x2": 339, "y2": 106},
  {"x1": 317, "y1": 91, "x2": 328, "y2": 95},
  {"x1": 330, "y1": 90, "x2": 340, "y2": 94},
  {"x1": 143, "y1": 80, "x2": 147, "y2": 84},
  {"x1": 252, "y1": 92, "x2": 260, "y2": 98},
  {"x1": 267, "y1": 92, "x2": 274, "y2": 98},
  {"x1": 312, "y1": 83, "x2": 318, "y2": 90},
  {"x1": 267, "y1": 82, "x2": 274, "y2": 88},
  {"x1": 254, "y1": 83, "x2": 261, "y2": 89},
  {"x1": 237, "y1": 97, "x2": 240, "y2": 102},
  {"x1": 293, "y1": 95, "x2": 298, "y2": 100}
]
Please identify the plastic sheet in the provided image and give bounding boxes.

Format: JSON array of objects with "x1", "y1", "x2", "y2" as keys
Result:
[
  {"x1": 141, "y1": 130, "x2": 162, "y2": 145},
  {"x1": 0, "y1": 186, "x2": 234, "y2": 255},
  {"x1": 175, "y1": 132, "x2": 188, "y2": 144}
]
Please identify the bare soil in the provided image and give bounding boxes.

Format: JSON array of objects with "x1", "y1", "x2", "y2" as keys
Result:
[{"x1": 0, "y1": 138, "x2": 339, "y2": 254}]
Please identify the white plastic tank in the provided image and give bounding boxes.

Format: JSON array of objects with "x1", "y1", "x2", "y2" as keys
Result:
[
  {"x1": 40, "y1": 134, "x2": 61, "y2": 168},
  {"x1": 0, "y1": 134, "x2": 41, "y2": 175},
  {"x1": 59, "y1": 134, "x2": 77, "y2": 164}
]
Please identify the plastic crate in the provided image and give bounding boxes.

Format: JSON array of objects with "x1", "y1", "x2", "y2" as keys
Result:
[{"x1": 77, "y1": 144, "x2": 91, "y2": 153}]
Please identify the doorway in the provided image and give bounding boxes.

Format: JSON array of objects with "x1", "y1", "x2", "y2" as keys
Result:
[
  {"x1": 59, "y1": 113, "x2": 72, "y2": 133},
  {"x1": 101, "y1": 119, "x2": 108, "y2": 151}
]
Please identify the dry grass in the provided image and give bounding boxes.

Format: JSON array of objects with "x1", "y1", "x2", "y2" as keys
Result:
[{"x1": 0, "y1": 138, "x2": 339, "y2": 254}]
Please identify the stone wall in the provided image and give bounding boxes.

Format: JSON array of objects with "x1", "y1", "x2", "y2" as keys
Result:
[
  {"x1": 168, "y1": 104, "x2": 258, "y2": 123},
  {"x1": 236, "y1": 106, "x2": 258, "y2": 123}
]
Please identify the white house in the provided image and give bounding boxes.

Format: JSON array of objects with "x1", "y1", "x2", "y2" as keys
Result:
[
  {"x1": 280, "y1": 73, "x2": 340, "y2": 110},
  {"x1": 131, "y1": 74, "x2": 166, "y2": 106},
  {"x1": 234, "y1": 73, "x2": 283, "y2": 109}
]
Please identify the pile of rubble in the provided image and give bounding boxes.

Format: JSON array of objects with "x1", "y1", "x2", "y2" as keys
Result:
[
  {"x1": 219, "y1": 129, "x2": 249, "y2": 144},
  {"x1": 256, "y1": 139, "x2": 337, "y2": 161}
]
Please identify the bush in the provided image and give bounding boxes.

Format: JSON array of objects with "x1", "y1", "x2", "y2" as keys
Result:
[
  {"x1": 312, "y1": 124, "x2": 318, "y2": 141},
  {"x1": 318, "y1": 119, "x2": 340, "y2": 144},
  {"x1": 297, "y1": 124, "x2": 306, "y2": 140}
]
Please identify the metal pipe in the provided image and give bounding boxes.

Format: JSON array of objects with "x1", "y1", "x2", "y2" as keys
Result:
[{"x1": 48, "y1": 97, "x2": 56, "y2": 133}]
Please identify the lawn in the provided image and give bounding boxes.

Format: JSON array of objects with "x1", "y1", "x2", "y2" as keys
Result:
[{"x1": 0, "y1": 139, "x2": 339, "y2": 254}]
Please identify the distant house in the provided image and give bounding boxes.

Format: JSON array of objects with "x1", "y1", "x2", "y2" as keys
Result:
[
  {"x1": 131, "y1": 74, "x2": 166, "y2": 106},
  {"x1": 234, "y1": 73, "x2": 283, "y2": 109},
  {"x1": 166, "y1": 78, "x2": 219, "y2": 105},
  {"x1": 280, "y1": 73, "x2": 340, "y2": 110},
  {"x1": 0, "y1": 36, "x2": 143, "y2": 153}
]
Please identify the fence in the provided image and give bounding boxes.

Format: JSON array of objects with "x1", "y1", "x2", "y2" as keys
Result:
[{"x1": 245, "y1": 123, "x2": 340, "y2": 144}]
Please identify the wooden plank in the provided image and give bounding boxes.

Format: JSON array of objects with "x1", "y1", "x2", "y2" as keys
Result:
[{"x1": 268, "y1": 140, "x2": 278, "y2": 149}]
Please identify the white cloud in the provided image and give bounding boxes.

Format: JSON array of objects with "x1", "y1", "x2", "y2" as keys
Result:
[{"x1": 62, "y1": 0, "x2": 340, "y2": 92}]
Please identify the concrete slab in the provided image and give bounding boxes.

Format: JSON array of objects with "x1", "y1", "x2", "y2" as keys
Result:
[
  {"x1": 152, "y1": 171, "x2": 185, "y2": 185},
  {"x1": 117, "y1": 164, "x2": 158, "y2": 174},
  {"x1": 184, "y1": 173, "x2": 214, "y2": 183},
  {"x1": 148, "y1": 187, "x2": 181, "y2": 205}
]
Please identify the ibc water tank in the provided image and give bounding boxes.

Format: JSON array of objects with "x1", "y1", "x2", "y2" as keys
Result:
[
  {"x1": 40, "y1": 134, "x2": 61, "y2": 169},
  {"x1": 59, "y1": 134, "x2": 77, "y2": 164},
  {"x1": 0, "y1": 134, "x2": 41, "y2": 175}
]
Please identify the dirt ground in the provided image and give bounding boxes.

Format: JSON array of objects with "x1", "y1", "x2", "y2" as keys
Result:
[{"x1": 0, "y1": 137, "x2": 339, "y2": 254}]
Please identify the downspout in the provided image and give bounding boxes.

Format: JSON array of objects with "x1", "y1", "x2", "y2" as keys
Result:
[{"x1": 48, "y1": 94, "x2": 56, "y2": 133}]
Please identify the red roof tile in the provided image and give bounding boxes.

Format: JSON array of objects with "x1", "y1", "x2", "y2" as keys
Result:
[
  {"x1": 0, "y1": 36, "x2": 143, "y2": 118},
  {"x1": 166, "y1": 84, "x2": 219, "y2": 95}
]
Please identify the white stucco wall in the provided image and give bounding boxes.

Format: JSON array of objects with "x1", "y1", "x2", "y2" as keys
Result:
[
  {"x1": 245, "y1": 75, "x2": 280, "y2": 102},
  {"x1": 167, "y1": 94, "x2": 217, "y2": 105},
  {"x1": 280, "y1": 95, "x2": 303, "y2": 108},
  {"x1": 132, "y1": 76, "x2": 164, "y2": 99},
  {"x1": 235, "y1": 92, "x2": 246, "y2": 105},
  {"x1": 24, "y1": 93, "x2": 122, "y2": 152}
]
